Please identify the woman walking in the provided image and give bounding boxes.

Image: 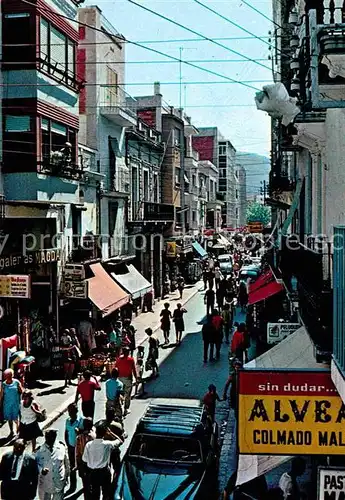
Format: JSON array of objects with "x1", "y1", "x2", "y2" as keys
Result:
[
  {"x1": 238, "y1": 281, "x2": 248, "y2": 312},
  {"x1": 173, "y1": 303, "x2": 187, "y2": 345},
  {"x1": 0, "y1": 368, "x2": 23, "y2": 437},
  {"x1": 60, "y1": 329, "x2": 77, "y2": 387},
  {"x1": 19, "y1": 390, "x2": 43, "y2": 452},
  {"x1": 160, "y1": 302, "x2": 172, "y2": 344},
  {"x1": 145, "y1": 328, "x2": 159, "y2": 378}
]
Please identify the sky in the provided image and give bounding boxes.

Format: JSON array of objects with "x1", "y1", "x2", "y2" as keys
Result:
[{"x1": 88, "y1": 0, "x2": 273, "y2": 158}]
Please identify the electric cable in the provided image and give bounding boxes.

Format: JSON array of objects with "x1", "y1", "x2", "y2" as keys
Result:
[{"x1": 241, "y1": 0, "x2": 285, "y2": 31}]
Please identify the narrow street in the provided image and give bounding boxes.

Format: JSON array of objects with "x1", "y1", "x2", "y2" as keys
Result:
[{"x1": 42, "y1": 290, "x2": 236, "y2": 499}]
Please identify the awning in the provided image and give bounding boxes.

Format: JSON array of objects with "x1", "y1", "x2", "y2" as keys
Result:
[
  {"x1": 111, "y1": 264, "x2": 152, "y2": 300},
  {"x1": 218, "y1": 234, "x2": 230, "y2": 247},
  {"x1": 248, "y1": 279, "x2": 284, "y2": 305},
  {"x1": 87, "y1": 263, "x2": 129, "y2": 317},
  {"x1": 237, "y1": 326, "x2": 325, "y2": 486},
  {"x1": 192, "y1": 241, "x2": 208, "y2": 259},
  {"x1": 249, "y1": 269, "x2": 275, "y2": 294}
]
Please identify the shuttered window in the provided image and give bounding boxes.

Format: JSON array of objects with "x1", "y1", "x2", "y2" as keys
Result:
[
  {"x1": 106, "y1": 67, "x2": 118, "y2": 106},
  {"x1": 50, "y1": 27, "x2": 66, "y2": 75},
  {"x1": 5, "y1": 116, "x2": 31, "y2": 132},
  {"x1": 40, "y1": 18, "x2": 49, "y2": 64}
]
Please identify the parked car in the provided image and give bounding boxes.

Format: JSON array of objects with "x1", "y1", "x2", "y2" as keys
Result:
[
  {"x1": 114, "y1": 403, "x2": 219, "y2": 499},
  {"x1": 218, "y1": 254, "x2": 233, "y2": 275},
  {"x1": 239, "y1": 265, "x2": 260, "y2": 284}
]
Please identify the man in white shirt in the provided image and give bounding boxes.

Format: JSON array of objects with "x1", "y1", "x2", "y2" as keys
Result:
[
  {"x1": 82, "y1": 423, "x2": 121, "y2": 499},
  {"x1": 279, "y1": 457, "x2": 306, "y2": 500},
  {"x1": 36, "y1": 429, "x2": 70, "y2": 500}
]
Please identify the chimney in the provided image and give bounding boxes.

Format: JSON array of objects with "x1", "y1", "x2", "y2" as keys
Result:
[{"x1": 154, "y1": 81, "x2": 161, "y2": 95}]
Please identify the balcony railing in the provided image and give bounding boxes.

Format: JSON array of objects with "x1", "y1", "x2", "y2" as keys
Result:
[
  {"x1": 143, "y1": 202, "x2": 175, "y2": 222},
  {"x1": 99, "y1": 85, "x2": 137, "y2": 126},
  {"x1": 316, "y1": 1, "x2": 345, "y2": 24},
  {"x1": 269, "y1": 173, "x2": 295, "y2": 195},
  {"x1": 38, "y1": 157, "x2": 84, "y2": 181}
]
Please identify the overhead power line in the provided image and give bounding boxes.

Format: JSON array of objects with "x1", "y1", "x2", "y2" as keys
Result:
[
  {"x1": 0, "y1": 79, "x2": 272, "y2": 87},
  {"x1": 127, "y1": 0, "x2": 274, "y2": 74},
  {"x1": 2, "y1": 58, "x2": 271, "y2": 65},
  {"x1": 241, "y1": 0, "x2": 284, "y2": 31},
  {"x1": 21, "y1": 0, "x2": 263, "y2": 92}
]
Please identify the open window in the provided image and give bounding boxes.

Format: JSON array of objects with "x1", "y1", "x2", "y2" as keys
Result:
[{"x1": 2, "y1": 13, "x2": 35, "y2": 65}]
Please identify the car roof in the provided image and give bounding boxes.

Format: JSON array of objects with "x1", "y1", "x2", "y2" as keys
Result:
[{"x1": 136, "y1": 404, "x2": 206, "y2": 437}]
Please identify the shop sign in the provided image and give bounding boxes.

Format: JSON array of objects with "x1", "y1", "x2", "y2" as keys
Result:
[
  {"x1": 0, "y1": 275, "x2": 31, "y2": 299},
  {"x1": 166, "y1": 241, "x2": 177, "y2": 257},
  {"x1": 267, "y1": 322, "x2": 300, "y2": 344},
  {"x1": 238, "y1": 370, "x2": 345, "y2": 455},
  {"x1": 318, "y1": 467, "x2": 345, "y2": 499},
  {"x1": 247, "y1": 222, "x2": 264, "y2": 233},
  {"x1": 0, "y1": 248, "x2": 60, "y2": 271},
  {"x1": 63, "y1": 264, "x2": 87, "y2": 299}
]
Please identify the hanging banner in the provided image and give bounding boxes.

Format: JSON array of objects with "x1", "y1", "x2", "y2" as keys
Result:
[
  {"x1": 238, "y1": 370, "x2": 345, "y2": 455},
  {"x1": 63, "y1": 264, "x2": 87, "y2": 299},
  {"x1": 0, "y1": 275, "x2": 31, "y2": 298},
  {"x1": 267, "y1": 323, "x2": 300, "y2": 344},
  {"x1": 318, "y1": 467, "x2": 345, "y2": 499}
]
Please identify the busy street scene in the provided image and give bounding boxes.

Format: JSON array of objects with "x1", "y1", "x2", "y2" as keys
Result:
[{"x1": 1, "y1": 0, "x2": 345, "y2": 499}]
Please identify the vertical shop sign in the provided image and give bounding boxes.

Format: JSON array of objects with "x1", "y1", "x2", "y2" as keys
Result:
[
  {"x1": 63, "y1": 264, "x2": 87, "y2": 299},
  {"x1": 318, "y1": 467, "x2": 345, "y2": 499}
]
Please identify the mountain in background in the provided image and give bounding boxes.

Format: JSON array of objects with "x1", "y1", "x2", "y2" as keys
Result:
[{"x1": 236, "y1": 152, "x2": 270, "y2": 196}]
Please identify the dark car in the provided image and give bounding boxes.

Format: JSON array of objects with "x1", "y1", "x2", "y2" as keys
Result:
[{"x1": 114, "y1": 403, "x2": 219, "y2": 499}]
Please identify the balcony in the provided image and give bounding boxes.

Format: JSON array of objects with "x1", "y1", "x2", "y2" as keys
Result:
[
  {"x1": 38, "y1": 156, "x2": 84, "y2": 181},
  {"x1": 69, "y1": 234, "x2": 102, "y2": 262},
  {"x1": 143, "y1": 202, "x2": 175, "y2": 222},
  {"x1": 100, "y1": 85, "x2": 137, "y2": 127}
]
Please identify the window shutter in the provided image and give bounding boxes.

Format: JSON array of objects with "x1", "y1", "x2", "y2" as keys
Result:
[
  {"x1": 5, "y1": 116, "x2": 31, "y2": 132},
  {"x1": 67, "y1": 40, "x2": 75, "y2": 83},
  {"x1": 50, "y1": 27, "x2": 66, "y2": 75},
  {"x1": 40, "y1": 19, "x2": 49, "y2": 62}
]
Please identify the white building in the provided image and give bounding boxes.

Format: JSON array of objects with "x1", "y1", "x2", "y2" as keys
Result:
[{"x1": 78, "y1": 6, "x2": 137, "y2": 259}]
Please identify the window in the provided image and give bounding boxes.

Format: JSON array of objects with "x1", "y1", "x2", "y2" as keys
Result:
[
  {"x1": 236, "y1": 189, "x2": 239, "y2": 200},
  {"x1": 236, "y1": 207, "x2": 239, "y2": 218},
  {"x1": 174, "y1": 128, "x2": 181, "y2": 147},
  {"x1": 143, "y1": 170, "x2": 149, "y2": 201},
  {"x1": 219, "y1": 178, "x2": 227, "y2": 190},
  {"x1": 219, "y1": 145, "x2": 226, "y2": 155},
  {"x1": 3, "y1": 13, "x2": 34, "y2": 64},
  {"x1": 192, "y1": 174, "x2": 197, "y2": 187},
  {"x1": 5, "y1": 116, "x2": 31, "y2": 132},
  {"x1": 106, "y1": 67, "x2": 118, "y2": 106},
  {"x1": 40, "y1": 18, "x2": 77, "y2": 86},
  {"x1": 40, "y1": 117, "x2": 76, "y2": 165},
  {"x1": 192, "y1": 211, "x2": 197, "y2": 223},
  {"x1": 153, "y1": 172, "x2": 159, "y2": 203}
]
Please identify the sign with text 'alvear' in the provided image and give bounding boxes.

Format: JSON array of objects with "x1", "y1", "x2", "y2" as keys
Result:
[
  {"x1": 238, "y1": 370, "x2": 345, "y2": 455},
  {"x1": 318, "y1": 467, "x2": 345, "y2": 500}
]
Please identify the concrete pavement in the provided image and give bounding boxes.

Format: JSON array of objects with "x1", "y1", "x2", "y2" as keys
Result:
[{"x1": 0, "y1": 281, "x2": 202, "y2": 459}]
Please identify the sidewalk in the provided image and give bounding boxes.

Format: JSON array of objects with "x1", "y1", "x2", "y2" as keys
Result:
[{"x1": 0, "y1": 281, "x2": 202, "y2": 457}]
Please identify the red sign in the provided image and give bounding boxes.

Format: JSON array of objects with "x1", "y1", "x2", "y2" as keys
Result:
[{"x1": 137, "y1": 109, "x2": 156, "y2": 128}]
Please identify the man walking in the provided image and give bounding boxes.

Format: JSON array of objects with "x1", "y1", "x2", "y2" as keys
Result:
[
  {"x1": 202, "y1": 316, "x2": 216, "y2": 363},
  {"x1": 82, "y1": 423, "x2": 122, "y2": 500},
  {"x1": 105, "y1": 368, "x2": 124, "y2": 420},
  {"x1": 36, "y1": 429, "x2": 70, "y2": 500},
  {"x1": 204, "y1": 286, "x2": 215, "y2": 316},
  {"x1": 0, "y1": 439, "x2": 38, "y2": 500},
  {"x1": 75, "y1": 370, "x2": 101, "y2": 419},
  {"x1": 116, "y1": 347, "x2": 137, "y2": 417}
]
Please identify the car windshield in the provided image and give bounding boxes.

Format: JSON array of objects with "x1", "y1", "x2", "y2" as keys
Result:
[
  {"x1": 129, "y1": 434, "x2": 202, "y2": 463},
  {"x1": 218, "y1": 255, "x2": 231, "y2": 263}
]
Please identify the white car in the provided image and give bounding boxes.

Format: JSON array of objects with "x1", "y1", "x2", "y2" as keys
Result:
[{"x1": 218, "y1": 254, "x2": 233, "y2": 275}]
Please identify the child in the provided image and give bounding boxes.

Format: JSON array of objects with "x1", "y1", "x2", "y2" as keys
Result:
[
  {"x1": 135, "y1": 346, "x2": 145, "y2": 396},
  {"x1": 202, "y1": 384, "x2": 221, "y2": 422}
]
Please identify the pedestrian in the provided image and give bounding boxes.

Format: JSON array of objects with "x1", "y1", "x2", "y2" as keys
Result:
[
  {"x1": 115, "y1": 347, "x2": 137, "y2": 417},
  {"x1": 135, "y1": 347, "x2": 145, "y2": 396},
  {"x1": 108, "y1": 321, "x2": 122, "y2": 357},
  {"x1": 145, "y1": 328, "x2": 159, "y2": 378},
  {"x1": 122, "y1": 319, "x2": 136, "y2": 355},
  {"x1": 64, "y1": 403, "x2": 83, "y2": 493},
  {"x1": 105, "y1": 368, "x2": 124, "y2": 420},
  {"x1": 202, "y1": 384, "x2": 221, "y2": 422},
  {"x1": 207, "y1": 269, "x2": 215, "y2": 289},
  {"x1": 231, "y1": 323, "x2": 247, "y2": 363},
  {"x1": 36, "y1": 429, "x2": 70, "y2": 500},
  {"x1": 0, "y1": 368, "x2": 23, "y2": 437},
  {"x1": 160, "y1": 302, "x2": 172, "y2": 344},
  {"x1": 214, "y1": 266, "x2": 222, "y2": 290},
  {"x1": 75, "y1": 370, "x2": 101, "y2": 419},
  {"x1": 82, "y1": 423, "x2": 122, "y2": 500},
  {"x1": 0, "y1": 438, "x2": 38, "y2": 500},
  {"x1": 216, "y1": 285, "x2": 225, "y2": 311},
  {"x1": 238, "y1": 281, "x2": 248, "y2": 311},
  {"x1": 78, "y1": 317, "x2": 96, "y2": 357},
  {"x1": 223, "y1": 358, "x2": 242, "y2": 418},
  {"x1": 221, "y1": 303, "x2": 232, "y2": 344},
  {"x1": 201, "y1": 315, "x2": 216, "y2": 363},
  {"x1": 172, "y1": 303, "x2": 187, "y2": 345},
  {"x1": 176, "y1": 274, "x2": 185, "y2": 299},
  {"x1": 204, "y1": 285, "x2": 215, "y2": 316},
  {"x1": 279, "y1": 457, "x2": 306, "y2": 500},
  {"x1": 211, "y1": 309, "x2": 223, "y2": 360},
  {"x1": 19, "y1": 390, "x2": 43, "y2": 452},
  {"x1": 142, "y1": 290, "x2": 153, "y2": 312},
  {"x1": 75, "y1": 417, "x2": 95, "y2": 500},
  {"x1": 202, "y1": 269, "x2": 208, "y2": 291},
  {"x1": 60, "y1": 329, "x2": 77, "y2": 388}
]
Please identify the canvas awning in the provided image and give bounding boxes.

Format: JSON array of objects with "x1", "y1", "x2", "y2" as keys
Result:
[
  {"x1": 236, "y1": 326, "x2": 325, "y2": 486},
  {"x1": 87, "y1": 263, "x2": 129, "y2": 317},
  {"x1": 192, "y1": 241, "x2": 208, "y2": 259},
  {"x1": 111, "y1": 264, "x2": 152, "y2": 300}
]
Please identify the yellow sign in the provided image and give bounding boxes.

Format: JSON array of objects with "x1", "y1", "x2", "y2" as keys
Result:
[
  {"x1": 0, "y1": 275, "x2": 31, "y2": 299},
  {"x1": 247, "y1": 222, "x2": 263, "y2": 233},
  {"x1": 238, "y1": 370, "x2": 345, "y2": 455},
  {"x1": 166, "y1": 242, "x2": 177, "y2": 257}
]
